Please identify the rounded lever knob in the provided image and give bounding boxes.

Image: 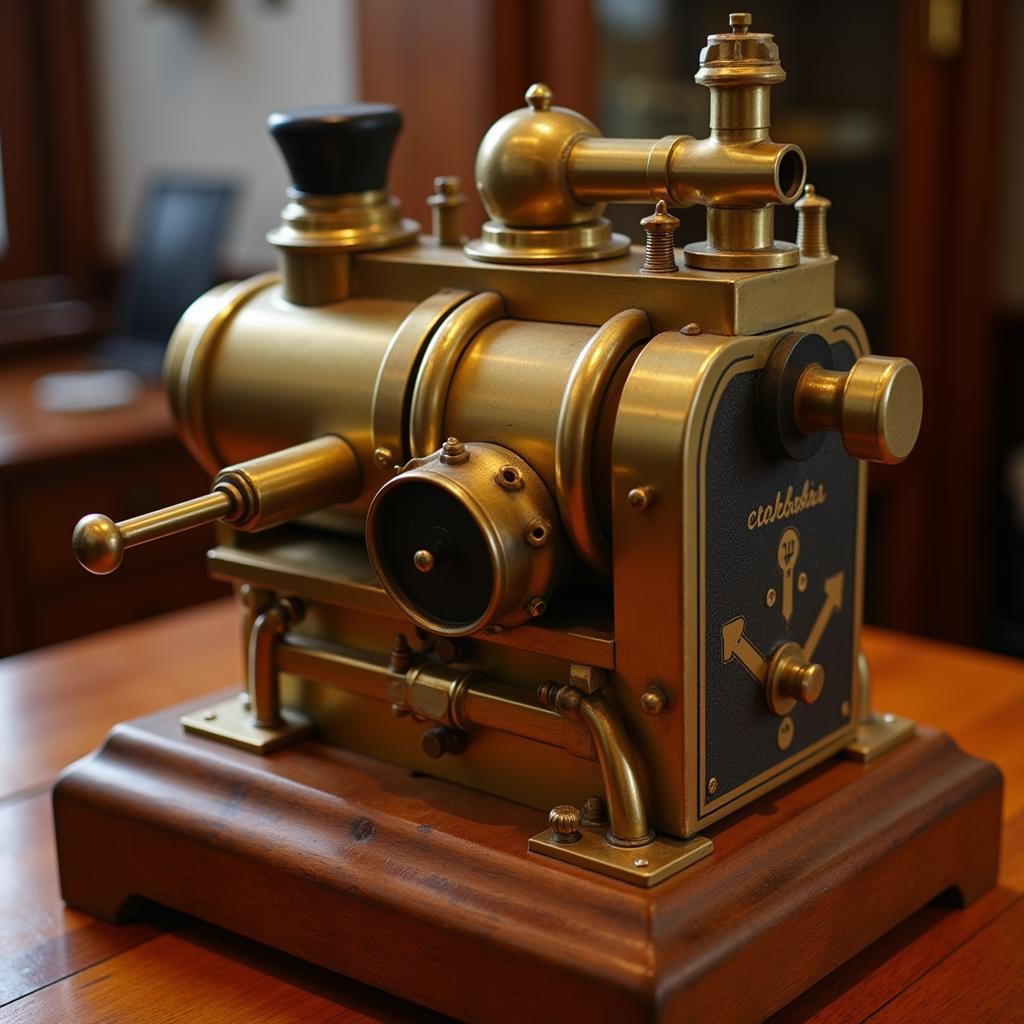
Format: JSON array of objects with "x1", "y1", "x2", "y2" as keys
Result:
[
  {"x1": 267, "y1": 104, "x2": 402, "y2": 196},
  {"x1": 766, "y1": 641, "x2": 825, "y2": 717},
  {"x1": 794, "y1": 355, "x2": 923, "y2": 465}
]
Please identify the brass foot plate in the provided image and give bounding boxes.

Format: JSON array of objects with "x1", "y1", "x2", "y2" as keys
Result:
[
  {"x1": 845, "y1": 712, "x2": 916, "y2": 764},
  {"x1": 181, "y1": 696, "x2": 315, "y2": 753},
  {"x1": 528, "y1": 823, "x2": 713, "y2": 887}
]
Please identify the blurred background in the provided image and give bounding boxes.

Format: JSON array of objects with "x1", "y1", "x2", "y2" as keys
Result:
[{"x1": 0, "y1": 0, "x2": 1019, "y2": 657}]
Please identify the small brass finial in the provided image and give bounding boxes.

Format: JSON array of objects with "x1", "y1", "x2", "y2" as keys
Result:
[
  {"x1": 639, "y1": 200, "x2": 680, "y2": 274},
  {"x1": 729, "y1": 12, "x2": 752, "y2": 32},
  {"x1": 525, "y1": 83, "x2": 553, "y2": 111},
  {"x1": 795, "y1": 183, "x2": 832, "y2": 259},
  {"x1": 389, "y1": 633, "x2": 414, "y2": 674},
  {"x1": 548, "y1": 805, "x2": 583, "y2": 843},
  {"x1": 427, "y1": 176, "x2": 466, "y2": 247}
]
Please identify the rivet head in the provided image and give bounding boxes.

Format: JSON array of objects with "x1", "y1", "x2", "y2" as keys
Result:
[
  {"x1": 627, "y1": 486, "x2": 653, "y2": 510},
  {"x1": 707, "y1": 776, "x2": 719, "y2": 795},
  {"x1": 633, "y1": 858, "x2": 650, "y2": 868},
  {"x1": 526, "y1": 597, "x2": 547, "y2": 619},
  {"x1": 413, "y1": 549, "x2": 435, "y2": 573},
  {"x1": 841, "y1": 700, "x2": 851, "y2": 717},
  {"x1": 202, "y1": 711, "x2": 217, "y2": 721},
  {"x1": 549, "y1": 804, "x2": 582, "y2": 843},
  {"x1": 373, "y1": 446, "x2": 395, "y2": 470},
  {"x1": 765, "y1": 587, "x2": 777, "y2": 608},
  {"x1": 640, "y1": 685, "x2": 668, "y2": 716},
  {"x1": 680, "y1": 322, "x2": 702, "y2": 336}
]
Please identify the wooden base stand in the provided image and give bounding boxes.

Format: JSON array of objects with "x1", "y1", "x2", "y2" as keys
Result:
[{"x1": 54, "y1": 695, "x2": 1002, "y2": 1024}]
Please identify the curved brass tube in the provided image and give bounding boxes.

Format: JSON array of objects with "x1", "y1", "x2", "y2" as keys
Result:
[{"x1": 550, "y1": 685, "x2": 653, "y2": 847}]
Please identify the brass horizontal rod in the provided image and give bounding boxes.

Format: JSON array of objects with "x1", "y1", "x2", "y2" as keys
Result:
[
  {"x1": 275, "y1": 633, "x2": 582, "y2": 756},
  {"x1": 119, "y1": 489, "x2": 236, "y2": 547}
]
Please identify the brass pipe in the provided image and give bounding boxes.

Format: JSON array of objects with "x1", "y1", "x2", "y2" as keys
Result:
[
  {"x1": 568, "y1": 135, "x2": 803, "y2": 209},
  {"x1": 548, "y1": 685, "x2": 653, "y2": 847},
  {"x1": 248, "y1": 599, "x2": 303, "y2": 727}
]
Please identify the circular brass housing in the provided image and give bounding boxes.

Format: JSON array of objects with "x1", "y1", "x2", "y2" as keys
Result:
[{"x1": 366, "y1": 442, "x2": 563, "y2": 637}]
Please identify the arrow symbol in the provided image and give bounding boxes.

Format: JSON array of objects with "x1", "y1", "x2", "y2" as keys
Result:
[
  {"x1": 803, "y1": 572, "x2": 844, "y2": 661},
  {"x1": 721, "y1": 616, "x2": 768, "y2": 685}
]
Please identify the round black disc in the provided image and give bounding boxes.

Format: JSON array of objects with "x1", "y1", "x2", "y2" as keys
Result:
[{"x1": 373, "y1": 480, "x2": 495, "y2": 630}]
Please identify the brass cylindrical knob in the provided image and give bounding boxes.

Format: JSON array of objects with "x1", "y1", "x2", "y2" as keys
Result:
[
  {"x1": 794, "y1": 356, "x2": 923, "y2": 465},
  {"x1": 766, "y1": 641, "x2": 825, "y2": 716},
  {"x1": 548, "y1": 804, "x2": 583, "y2": 844}
]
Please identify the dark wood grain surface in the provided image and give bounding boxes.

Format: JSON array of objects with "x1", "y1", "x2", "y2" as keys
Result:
[{"x1": 1, "y1": 599, "x2": 1022, "y2": 1022}]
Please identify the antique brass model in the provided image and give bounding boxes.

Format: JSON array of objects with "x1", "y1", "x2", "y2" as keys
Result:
[{"x1": 73, "y1": 14, "x2": 922, "y2": 885}]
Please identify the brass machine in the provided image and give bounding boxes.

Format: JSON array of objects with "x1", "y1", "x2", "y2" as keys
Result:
[{"x1": 72, "y1": 13, "x2": 922, "y2": 885}]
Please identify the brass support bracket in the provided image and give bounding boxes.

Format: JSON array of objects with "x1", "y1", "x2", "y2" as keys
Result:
[
  {"x1": 845, "y1": 713, "x2": 916, "y2": 764},
  {"x1": 181, "y1": 695, "x2": 314, "y2": 753},
  {"x1": 181, "y1": 596, "x2": 315, "y2": 753},
  {"x1": 528, "y1": 822, "x2": 712, "y2": 888}
]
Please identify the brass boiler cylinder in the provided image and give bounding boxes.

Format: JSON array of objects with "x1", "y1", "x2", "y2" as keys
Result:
[{"x1": 164, "y1": 277, "x2": 650, "y2": 570}]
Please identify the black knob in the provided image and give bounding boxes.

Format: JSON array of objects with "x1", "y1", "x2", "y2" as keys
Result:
[{"x1": 267, "y1": 104, "x2": 402, "y2": 196}]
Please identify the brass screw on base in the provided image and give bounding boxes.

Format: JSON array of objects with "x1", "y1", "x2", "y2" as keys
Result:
[
  {"x1": 795, "y1": 183, "x2": 831, "y2": 259},
  {"x1": 639, "y1": 200, "x2": 680, "y2": 274}
]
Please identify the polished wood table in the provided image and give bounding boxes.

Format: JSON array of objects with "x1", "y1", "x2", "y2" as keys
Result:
[{"x1": 1, "y1": 601, "x2": 1022, "y2": 1022}]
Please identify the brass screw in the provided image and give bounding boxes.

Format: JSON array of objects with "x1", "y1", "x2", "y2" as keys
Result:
[
  {"x1": 440, "y1": 437, "x2": 469, "y2": 465},
  {"x1": 797, "y1": 571, "x2": 808, "y2": 592},
  {"x1": 777, "y1": 716, "x2": 795, "y2": 751},
  {"x1": 708, "y1": 776, "x2": 719, "y2": 795},
  {"x1": 639, "y1": 200, "x2": 680, "y2": 274},
  {"x1": 413, "y1": 549, "x2": 435, "y2": 573},
  {"x1": 795, "y1": 184, "x2": 832, "y2": 259},
  {"x1": 841, "y1": 700, "x2": 851, "y2": 717},
  {"x1": 373, "y1": 445, "x2": 395, "y2": 470},
  {"x1": 680, "y1": 322, "x2": 702, "y2": 336},
  {"x1": 202, "y1": 711, "x2": 217, "y2": 721},
  {"x1": 640, "y1": 684, "x2": 668, "y2": 715},
  {"x1": 427, "y1": 175, "x2": 467, "y2": 247},
  {"x1": 729, "y1": 11, "x2": 752, "y2": 33},
  {"x1": 549, "y1": 804, "x2": 583, "y2": 844},
  {"x1": 765, "y1": 587, "x2": 777, "y2": 608},
  {"x1": 627, "y1": 486, "x2": 653, "y2": 510},
  {"x1": 526, "y1": 597, "x2": 547, "y2": 618},
  {"x1": 633, "y1": 857, "x2": 650, "y2": 868}
]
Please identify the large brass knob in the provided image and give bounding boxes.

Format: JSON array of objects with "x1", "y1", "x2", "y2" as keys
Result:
[
  {"x1": 766, "y1": 641, "x2": 824, "y2": 717},
  {"x1": 794, "y1": 356, "x2": 923, "y2": 465}
]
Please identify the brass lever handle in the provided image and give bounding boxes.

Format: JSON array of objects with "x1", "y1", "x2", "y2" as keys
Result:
[{"x1": 73, "y1": 435, "x2": 360, "y2": 575}]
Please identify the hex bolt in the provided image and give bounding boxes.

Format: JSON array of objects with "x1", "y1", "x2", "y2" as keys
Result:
[{"x1": 440, "y1": 437, "x2": 469, "y2": 465}]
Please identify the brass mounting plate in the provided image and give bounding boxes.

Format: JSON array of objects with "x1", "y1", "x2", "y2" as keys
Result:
[
  {"x1": 844, "y1": 712, "x2": 916, "y2": 764},
  {"x1": 528, "y1": 823, "x2": 713, "y2": 887},
  {"x1": 181, "y1": 696, "x2": 315, "y2": 753}
]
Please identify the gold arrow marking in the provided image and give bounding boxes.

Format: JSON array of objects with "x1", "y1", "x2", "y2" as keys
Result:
[
  {"x1": 803, "y1": 572, "x2": 844, "y2": 661},
  {"x1": 721, "y1": 616, "x2": 768, "y2": 685}
]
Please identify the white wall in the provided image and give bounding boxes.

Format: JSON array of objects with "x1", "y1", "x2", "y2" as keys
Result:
[{"x1": 90, "y1": 0, "x2": 358, "y2": 271}]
